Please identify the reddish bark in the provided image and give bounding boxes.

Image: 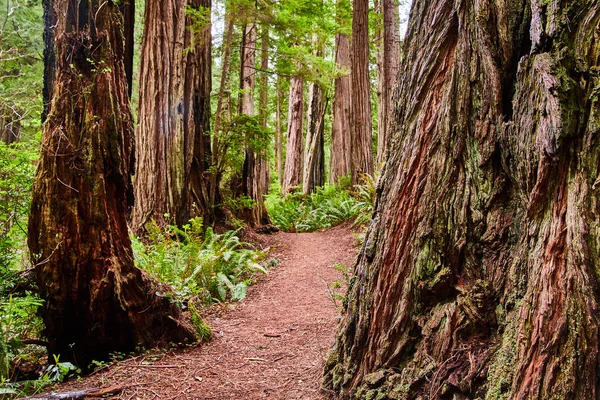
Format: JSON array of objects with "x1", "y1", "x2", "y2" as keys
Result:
[
  {"x1": 29, "y1": 0, "x2": 195, "y2": 368},
  {"x1": 325, "y1": 0, "x2": 600, "y2": 398},
  {"x1": 131, "y1": 0, "x2": 214, "y2": 233}
]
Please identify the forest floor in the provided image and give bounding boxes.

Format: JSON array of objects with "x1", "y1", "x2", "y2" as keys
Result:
[{"x1": 52, "y1": 225, "x2": 358, "y2": 400}]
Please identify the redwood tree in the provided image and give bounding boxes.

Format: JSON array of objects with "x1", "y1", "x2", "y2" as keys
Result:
[
  {"x1": 238, "y1": 22, "x2": 271, "y2": 227},
  {"x1": 375, "y1": 0, "x2": 399, "y2": 167},
  {"x1": 282, "y1": 72, "x2": 304, "y2": 195},
  {"x1": 350, "y1": 0, "x2": 373, "y2": 184},
  {"x1": 131, "y1": 0, "x2": 213, "y2": 233},
  {"x1": 29, "y1": 0, "x2": 195, "y2": 367},
  {"x1": 324, "y1": 0, "x2": 600, "y2": 398},
  {"x1": 303, "y1": 36, "x2": 327, "y2": 195},
  {"x1": 330, "y1": 0, "x2": 352, "y2": 184}
]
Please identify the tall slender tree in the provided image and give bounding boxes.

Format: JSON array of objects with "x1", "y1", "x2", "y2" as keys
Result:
[
  {"x1": 330, "y1": 0, "x2": 352, "y2": 184},
  {"x1": 238, "y1": 21, "x2": 271, "y2": 226},
  {"x1": 303, "y1": 37, "x2": 327, "y2": 194},
  {"x1": 131, "y1": 0, "x2": 214, "y2": 233},
  {"x1": 41, "y1": 0, "x2": 56, "y2": 122},
  {"x1": 324, "y1": 0, "x2": 600, "y2": 398},
  {"x1": 282, "y1": 71, "x2": 304, "y2": 195},
  {"x1": 375, "y1": 0, "x2": 399, "y2": 167},
  {"x1": 275, "y1": 77, "x2": 284, "y2": 184},
  {"x1": 350, "y1": 0, "x2": 373, "y2": 184},
  {"x1": 29, "y1": 0, "x2": 195, "y2": 367}
]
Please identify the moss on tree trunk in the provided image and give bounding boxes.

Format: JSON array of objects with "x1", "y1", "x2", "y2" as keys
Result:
[
  {"x1": 324, "y1": 0, "x2": 600, "y2": 398},
  {"x1": 29, "y1": 0, "x2": 195, "y2": 368}
]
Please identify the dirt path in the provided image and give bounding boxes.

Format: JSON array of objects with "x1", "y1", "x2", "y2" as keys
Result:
[{"x1": 57, "y1": 226, "x2": 357, "y2": 399}]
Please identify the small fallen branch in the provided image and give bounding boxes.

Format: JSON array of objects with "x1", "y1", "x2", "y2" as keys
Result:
[{"x1": 19, "y1": 385, "x2": 126, "y2": 399}]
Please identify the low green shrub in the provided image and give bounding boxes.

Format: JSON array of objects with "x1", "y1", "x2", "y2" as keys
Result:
[
  {"x1": 132, "y1": 218, "x2": 268, "y2": 304},
  {"x1": 265, "y1": 177, "x2": 375, "y2": 232}
]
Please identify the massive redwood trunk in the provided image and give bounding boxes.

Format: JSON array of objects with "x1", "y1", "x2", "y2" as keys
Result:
[
  {"x1": 29, "y1": 0, "x2": 195, "y2": 368},
  {"x1": 132, "y1": 0, "x2": 213, "y2": 232},
  {"x1": 324, "y1": 0, "x2": 600, "y2": 398},
  {"x1": 330, "y1": 0, "x2": 352, "y2": 184}
]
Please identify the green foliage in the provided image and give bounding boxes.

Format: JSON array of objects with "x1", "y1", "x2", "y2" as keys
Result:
[
  {"x1": 0, "y1": 139, "x2": 39, "y2": 272},
  {"x1": 132, "y1": 218, "x2": 268, "y2": 304},
  {"x1": 0, "y1": 0, "x2": 44, "y2": 137},
  {"x1": 0, "y1": 295, "x2": 44, "y2": 384},
  {"x1": 43, "y1": 355, "x2": 79, "y2": 383},
  {"x1": 214, "y1": 114, "x2": 274, "y2": 174},
  {"x1": 265, "y1": 178, "x2": 375, "y2": 232},
  {"x1": 324, "y1": 262, "x2": 352, "y2": 311}
]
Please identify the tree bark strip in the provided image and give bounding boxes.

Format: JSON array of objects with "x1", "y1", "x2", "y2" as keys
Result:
[
  {"x1": 29, "y1": 0, "x2": 195, "y2": 368},
  {"x1": 330, "y1": 0, "x2": 352, "y2": 184},
  {"x1": 375, "y1": 0, "x2": 400, "y2": 167},
  {"x1": 350, "y1": 0, "x2": 373, "y2": 184},
  {"x1": 303, "y1": 39, "x2": 327, "y2": 194},
  {"x1": 239, "y1": 22, "x2": 270, "y2": 226},
  {"x1": 324, "y1": 0, "x2": 600, "y2": 398},
  {"x1": 119, "y1": 0, "x2": 135, "y2": 99},
  {"x1": 275, "y1": 79, "x2": 284, "y2": 185},
  {"x1": 282, "y1": 72, "x2": 304, "y2": 195}
]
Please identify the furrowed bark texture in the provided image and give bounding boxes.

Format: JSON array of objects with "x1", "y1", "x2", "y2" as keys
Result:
[
  {"x1": 282, "y1": 74, "x2": 304, "y2": 195},
  {"x1": 239, "y1": 22, "x2": 271, "y2": 227},
  {"x1": 330, "y1": 24, "x2": 352, "y2": 184},
  {"x1": 303, "y1": 39, "x2": 327, "y2": 195},
  {"x1": 29, "y1": 0, "x2": 195, "y2": 368},
  {"x1": 41, "y1": 0, "x2": 57, "y2": 122},
  {"x1": 119, "y1": 0, "x2": 135, "y2": 98},
  {"x1": 324, "y1": 0, "x2": 600, "y2": 399},
  {"x1": 132, "y1": 0, "x2": 213, "y2": 233},
  {"x1": 350, "y1": 0, "x2": 373, "y2": 184}
]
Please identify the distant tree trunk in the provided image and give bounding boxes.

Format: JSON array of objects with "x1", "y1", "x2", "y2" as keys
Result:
[
  {"x1": 324, "y1": 1, "x2": 600, "y2": 399},
  {"x1": 29, "y1": 0, "x2": 195, "y2": 368},
  {"x1": 131, "y1": 0, "x2": 213, "y2": 233},
  {"x1": 275, "y1": 79, "x2": 284, "y2": 184},
  {"x1": 119, "y1": 0, "x2": 135, "y2": 98},
  {"x1": 41, "y1": 0, "x2": 57, "y2": 122},
  {"x1": 0, "y1": 106, "x2": 21, "y2": 144},
  {"x1": 303, "y1": 39, "x2": 326, "y2": 194},
  {"x1": 375, "y1": 0, "x2": 399, "y2": 167},
  {"x1": 330, "y1": 0, "x2": 352, "y2": 184},
  {"x1": 282, "y1": 72, "x2": 304, "y2": 195},
  {"x1": 238, "y1": 22, "x2": 271, "y2": 227},
  {"x1": 210, "y1": 8, "x2": 235, "y2": 220},
  {"x1": 350, "y1": 0, "x2": 373, "y2": 184}
]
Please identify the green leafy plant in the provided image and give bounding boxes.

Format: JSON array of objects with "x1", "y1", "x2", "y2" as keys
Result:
[
  {"x1": 132, "y1": 218, "x2": 268, "y2": 304},
  {"x1": 265, "y1": 178, "x2": 375, "y2": 232},
  {"x1": 43, "y1": 355, "x2": 78, "y2": 383},
  {"x1": 0, "y1": 295, "x2": 44, "y2": 382}
]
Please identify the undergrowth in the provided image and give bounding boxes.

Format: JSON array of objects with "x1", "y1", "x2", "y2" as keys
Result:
[
  {"x1": 132, "y1": 218, "x2": 269, "y2": 305},
  {"x1": 266, "y1": 176, "x2": 375, "y2": 232}
]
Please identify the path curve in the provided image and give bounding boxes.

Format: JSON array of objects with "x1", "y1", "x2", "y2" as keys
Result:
[{"x1": 58, "y1": 225, "x2": 357, "y2": 399}]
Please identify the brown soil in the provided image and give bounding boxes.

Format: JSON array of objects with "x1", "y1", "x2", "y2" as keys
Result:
[{"x1": 54, "y1": 225, "x2": 358, "y2": 399}]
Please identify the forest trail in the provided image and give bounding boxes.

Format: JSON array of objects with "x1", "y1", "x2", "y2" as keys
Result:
[{"x1": 57, "y1": 226, "x2": 357, "y2": 399}]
